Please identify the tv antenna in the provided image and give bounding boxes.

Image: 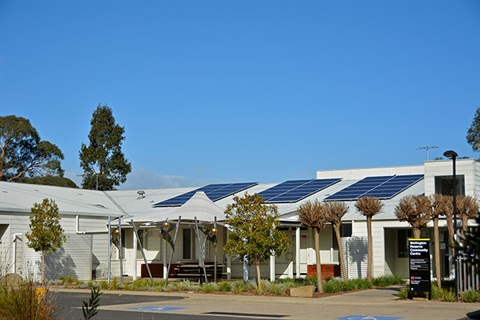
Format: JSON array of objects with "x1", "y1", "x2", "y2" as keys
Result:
[{"x1": 416, "y1": 146, "x2": 438, "y2": 160}]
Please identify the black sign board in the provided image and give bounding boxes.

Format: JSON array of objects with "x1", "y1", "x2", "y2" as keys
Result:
[{"x1": 408, "y1": 238, "x2": 431, "y2": 299}]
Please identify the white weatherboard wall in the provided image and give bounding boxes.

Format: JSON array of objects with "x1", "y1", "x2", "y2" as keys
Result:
[
  {"x1": 424, "y1": 159, "x2": 478, "y2": 197},
  {"x1": 21, "y1": 234, "x2": 93, "y2": 281}
]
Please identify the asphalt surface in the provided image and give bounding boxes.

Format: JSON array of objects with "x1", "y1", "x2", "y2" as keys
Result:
[{"x1": 52, "y1": 286, "x2": 480, "y2": 320}]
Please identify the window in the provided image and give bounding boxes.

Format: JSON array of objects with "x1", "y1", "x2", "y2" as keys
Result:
[
  {"x1": 332, "y1": 223, "x2": 352, "y2": 250},
  {"x1": 136, "y1": 229, "x2": 148, "y2": 259},
  {"x1": 183, "y1": 228, "x2": 192, "y2": 259},
  {"x1": 398, "y1": 229, "x2": 411, "y2": 258},
  {"x1": 435, "y1": 175, "x2": 465, "y2": 196}
]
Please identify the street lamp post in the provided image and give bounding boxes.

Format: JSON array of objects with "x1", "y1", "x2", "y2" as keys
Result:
[{"x1": 443, "y1": 150, "x2": 459, "y2": 300}]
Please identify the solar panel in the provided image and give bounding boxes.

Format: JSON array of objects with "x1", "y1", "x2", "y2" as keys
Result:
[
  {"x1": 325, "y1": 174, "x2": 424, "y2": 201},
  {"x1": 259, "y1": 178, "x2": 341, "y2": 203},
  {"x1": 154, "y1": 182, "x2": 258, "y2": 207}
]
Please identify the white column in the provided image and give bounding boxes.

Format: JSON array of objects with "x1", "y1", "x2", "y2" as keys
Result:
[
  {"x1": 132, "y1": 229, "x2": 137, "y2": 280},
  {"x1": 163, "y1": 237, "x2": 168, "y2": 280},
  {"x1": 296, "y1": 226, "x2": 301, "y2": 278},
  {"x1": 270, "y1": 254, "x2": 276, "y2": 281}
]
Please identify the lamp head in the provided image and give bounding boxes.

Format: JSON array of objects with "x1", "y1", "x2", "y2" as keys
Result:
[
  {"x1": 443, "y1": 150, "x2": 458, "y2": 159},
  {"x1": 163, "y1": 221, "x2": 170, "y2": 228},
  {"x1": 211, "y1": 228, "x2": 217, "y2": 234},
  {"x1": 114, "y1": 229, "x2": 121, "y2": 235}
]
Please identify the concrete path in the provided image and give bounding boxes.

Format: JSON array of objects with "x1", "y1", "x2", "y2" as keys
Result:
[{"x1": 54, "y1": 286, "x2": 480, "y2": 320}]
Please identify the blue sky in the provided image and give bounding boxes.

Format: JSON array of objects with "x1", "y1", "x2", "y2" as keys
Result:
[{"x1": 1, "y1": 0, "x2": 479, "y2": 190}]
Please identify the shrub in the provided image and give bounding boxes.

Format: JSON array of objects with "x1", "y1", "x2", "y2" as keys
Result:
[
  {"x1": 323, "y1": 279, "x2": 347, "y2": 293},
  {"x1": 397, "y1": 287, "x2": 409, "y2": 299},
  {"x1": 442, "y1": 288, "x2": 456, "y2": 302},
  {"x1": 0, "y1": 280, "x2": 58, "y2": 320},
  {"x1": 99, "y1": 281, "x2": 108, "y2": 290},
  {"x1": 462, "y1": 290, "x2": 480, "y2": 303},
  {"x1": 372, "y1": 275, "x2": 404, "y2": 287},
  {"x1": 218, "y1": 281, "x2": 232, "y2": 292},
  {"x1": 109, "y1": 278, "x2": 119, "y2": 291},
  {"x1": 200, "y1": 283, "x2": 219, "y2": 293},
  {"x1": 231, "y1": 280, "x2": 255, "y2": 294},
  {"x1": 430, "y1": 285, "x2": 443, "y2": 300}
]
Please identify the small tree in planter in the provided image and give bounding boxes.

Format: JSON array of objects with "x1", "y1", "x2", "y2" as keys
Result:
[
  {"x1": 26, "y1": 198, "x2": 66, "y2": 283},
  {"x1": 223, "y1": 193, "x2": 291, "y2": 288}
]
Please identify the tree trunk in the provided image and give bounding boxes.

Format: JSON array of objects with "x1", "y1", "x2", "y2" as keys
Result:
[
  {"x1": 41, "y1": 251, "x2": 45, "y2": 284},
  {"x1": 334, "y1": 225, "x2": 347, "y2": 282},
  {"x1": 367, "y1": 216, "x2": 373, "y2": 283},
  {"x1": 256, "y1": 260, "x2": 262, "y2": 288},
  {"x1": 314, "y1": 227, "x2": 323, "y2": 293},
  {"x1": 413, "y1": 227, "x2": 421, "y2": 239},
  {"x1": 446, "y1": 214, "x2": 455, "y2": 255},
  {"x1": 433, "y1": 217, "x2": 441, "y2": 288}
]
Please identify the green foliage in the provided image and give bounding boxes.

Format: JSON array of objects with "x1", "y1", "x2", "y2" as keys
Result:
[
  {"x1": 79, "y1": 105, "x2": 131, "y2": 190},
  {"x1": 82, "y1": 287, "x2": 102, "y2": 320},
  {"x1": 441, "y1": 288, "x2": 456, "y2": 302},
  {"x1": 430, "y1": 284, "x2": 443, "y2": 299},
  {"x1": 223, "y1": 193, "x2": 291, "y2": 284},
  {"x1": 218, "y1": 281, "x2": 232, "y2": 292},
  {"x1": 231, "y1": 280, "x2": 255, "y2": 294},
  {"x1": 0, "y1": 115, "x2": 64, "y2": 182},
  {"x1": 397, "y1": 287, "x2": 409, "y2": 299},
  {"x1": 0, "y1": 280, "x2": 58, "y2": 320},
  {"x1": 200, "y1": 283, "x2": 219, "y2": 293},
  {"x1": 466, "y1": 107, "x2": 480, "y2": 152},
  {"x1": 372, "y1": 275, "x2": 405, "y2": 287},
  {"x1": 462, "y1": 290, "x2": 480, "y2": 302},
  {"x1": 109, "y1": 278, "x2": 120, "y2": 291},
  {"x1": 99, "y1": 281, "x2": 108, "y2": 290},
  {"x1": 25, "y1": 198, "x2": 66, "y2": 283},
  {"x1": 18, "y1": 175, "x2": 78, "y2": 188}
]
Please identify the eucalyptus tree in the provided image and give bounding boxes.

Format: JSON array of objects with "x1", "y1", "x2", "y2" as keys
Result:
[
  {"x1": 25, "y1": 198, "x2": 66, "y2": 283},
  {"x1": 355, "y1": 196, "x2": 383, "y2": 282},
  {"x1": 0, "y1": 115, "x2": 64, "y2": 182},
  {"x1": 466, "y1": 107, "x2": 480, "y2": 152},
  {"x1": 79, "y1": 105, "x2": 131, "y2": 190},
  {"x1": 324, "y1": 201, "x2": 349, "y2": 282},
  {"x1": 298, "y1": 200, "x2": 328, "y2": 293},
  {"x1": 223, "y1": 193, "x2": 291, "y2": 287}
]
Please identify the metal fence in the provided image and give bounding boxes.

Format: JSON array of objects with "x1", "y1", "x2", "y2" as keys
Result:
[{"x1": 457, "y1": 254, "x2": 479, "y2": 292}]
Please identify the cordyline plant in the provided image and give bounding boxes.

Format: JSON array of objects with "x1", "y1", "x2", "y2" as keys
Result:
[
  {"x1": 355, "y1": 196, "x2": 383, "y2": 283},
  {"x1": 394, "y1": 195, "x2": 432, "y2": 239},
  {"x1": 25, "y1": 198, "x2": 66, "y2": 283},
  {"x1": 223, "y1": 193, "x2": 291, "y2": 287},
  {"x1": 324, "y1": 201, "x2": 349, "y2": 282},
  {"x1": 298, "y1": 200, "x2": 328, "y2": 293}
]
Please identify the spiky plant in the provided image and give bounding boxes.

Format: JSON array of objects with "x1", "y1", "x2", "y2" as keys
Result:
[{"x1": 82, "y1": 287, "x2": 102, "y2": 320}]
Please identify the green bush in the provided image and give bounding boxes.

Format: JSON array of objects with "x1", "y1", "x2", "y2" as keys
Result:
[
  {"x1": 99, "y1": 281, "x2": 108, "y2": 290},
  {"x1": 462, "y1": 290, "x2": 480, "y2": 303},
  {"x1": 0, "y1": 280, "x2": 58, "y2": 320},
  {"x1": 397, "y1": 287, "x2": 409, "y2": 299},
  {"x1": 430, "y1": 285, "x2": 443, "y2": 300},
  {"x1": 323, "y1": 279, "x2": 347, "y2": 293},
  {"x1": 218, "y1": 281, "x2": 232, "y2": 292},
  {"x1": 109, "y1": 278, "x2": 119, "y2": 290},
  {"x1": 442, "y1": 288, "x2": 456, "y2": 302},
  {"x1": 372, "y1": 275, "x2": 404, "y2": 287},
  {"x1": 231, "y1": 280, "x2": 255, "y2": 294},
  {"x1": 200, "y1": 283, "x2": 219, "y2": 293}
]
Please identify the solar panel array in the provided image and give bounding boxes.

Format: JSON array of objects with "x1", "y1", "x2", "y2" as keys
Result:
[
  {"x1": 154, "y1": 182, "x2": 258, "y2": 207},
  {"x1": 325, "y1": 174, "x2": 424, "y2": 201},
  {"x1": 259, "y1": 178, "x2": 341, "y2": 203}
]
